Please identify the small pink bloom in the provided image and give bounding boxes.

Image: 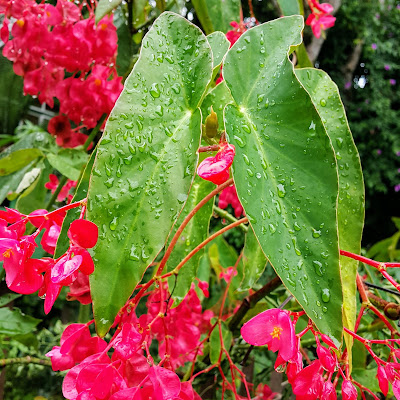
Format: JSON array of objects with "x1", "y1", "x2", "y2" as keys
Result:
[
  {"x1": 66, "y1": 272, "x2": 91, "y2": 304},
  {"x1": 197, "y1": 143, "x2": 235, "y2": 185},
  {"x1": 393, "y1": 380, "x2": 400, "y2": 399},
  {"x1": 292, "y1": 360, "x2": 324, "y2": 400},
  {"x1": 51, "y1": 255, "x2": 83, "y2": 284},
  {"x1": 241, "y1": 308, "x2": 296, "y2": 361},
  {"x1": 377, "y1": 366, "x2": 389, "y2": 396},
  {"x1": 321, "y1": 380, "x2": 337, "y2": 400},
  {"x1": 218, "y1": 185, "x2": 244, "y2": 218},
  {"x1": 148, "y1": 366, "x2": 181, "y2": 400},
  {"x1": 341, "y1": 379, "x2": 357, "y2": 400},
  {"x1": 68, "y1": 219, "x2": 98, "y2": 249},
  {"x1": 316, "y1": 344, "x2": 337, "y2": 372}
]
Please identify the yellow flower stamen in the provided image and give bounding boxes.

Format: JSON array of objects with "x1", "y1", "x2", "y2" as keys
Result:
[{"x1": 270, "y1": 326, "x2": 283, "y2": 339}]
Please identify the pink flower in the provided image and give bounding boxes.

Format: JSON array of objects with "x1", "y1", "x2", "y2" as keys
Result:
[
  {"x1": 316, "y1": 343, "x2": 337, "y2": 372},
  {"x1": 197, "y1": 143, "x2": 235, "y2": 185},
  {"x1": 66, "y1": 272, "x2": 91, "y2": 304},
  {"x1": 241, "y1": 308, "x2": 296, "y2": 361},
  {"x1": 292, "y1": 360, "x2": 324, "y2": 400},
  {"x1": 306, "y1": 13, "x2": 336, "y2": 38},
  {"x1": 218, "y1": 185, "x2": 244, "y2": 218},
  {"x1": 321, "y1": 380, "x2": 337, "y2": 400},
  {"x1": 45, "y1": 174, "x2": 77, "y2": 202},
  {"x1": 377, "y1": 366, "x2": 389, "y2": 396},
  {"x1": 46, "y1": 323, "x2": 107, "y2": 371},
  {"x1": 341, "y1": 379, "x2": 357, "y2": 400}
]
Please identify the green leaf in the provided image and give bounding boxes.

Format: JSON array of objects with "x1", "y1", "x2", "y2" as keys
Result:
[
  {"x1": 167, "y1": 175, "x2": 215, "y2": 306},
  {"x1": 0, "y1": 148, "x2": 43, "y2": 176},
  {"x1": 295, "y1": 43, "x2": 313, "y2": 68},
  {"x1": 192, "y1": 0, "x2": 240, "y2": 34},
  {"x1": 54, "y1": 150, "x2": 97, "y2": 258},
  {"x1": 0, "y1": 308, "x2": 40, "y2": 336},
  {"x1": 0, "y1": 293, "x2": 22, "y2": 307},
  {"x1": 295, "y1": 68, "x2": 365, "y2": 362},
  {"x1": 223, "y1": 16, "x2": 342, "y2": 344},
  {"x1": 277, "y1": 0, "x2": 300, "y2": 15},
  {"x1": 207, "y1": 32, "x2": 230, "y2": 78},
  {"x1": 16, "y1": 161, "x2": 52, "y2": 215},
  {"x1": 95, "y1": 0, "x2": 122, "y2": 23},
  {"x1": 201, "y1": 81, "x2": 234, "y2": 129},
  {"x1": 210, "y1": 321, "x2": 232, "y2": 364},
  {"x1": 0, "y1": 55, "x2": 31, "y2": 135},
  {"x1": 0, "y1": 163, "x2": 36, "y2": 204},
  {"x1": 47, "y1": 149, "x2": 88, "y2": 181},
  {"x1": 87, "y1": 12, "x2": 212, "y2": 336},
  {"x1": 239, "y1": 228, "x2": 268, "y2": 292}
]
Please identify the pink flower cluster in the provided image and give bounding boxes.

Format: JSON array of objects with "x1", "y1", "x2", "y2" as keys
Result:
[
  {"x1": 0, "y1": 206, "x2": 97, "y2": 313},
  {"x1": 1, "y1": 0, "x2": 122, "y2": 143},
  {"x1": 241, "y1": 309, "x2": 364, "y2": 400},
  {"x1": 45, "y1": 173, "x2": 77, "y2": 203},
  {"x1": 46, "y1": 285, "x2": 213, "y2": 399},
  {"x1": 306, "y1": 0, "x2": 336, "y2": 38},
  {"x1": 218, "y1": 184, "x2": 244, "y2": 218}
]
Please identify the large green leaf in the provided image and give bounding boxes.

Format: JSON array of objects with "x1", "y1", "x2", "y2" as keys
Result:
[
  {"x1": 47, "y1": 149, "x2": 88, "y2": 181},
  {"x1": 0, "y1": 148, "x2": 43, "y2": 176},
  {"x1": 239, "y1": 228, "x2": 268, "y2": 292},
  {"x1": 87, "y1": 12, "x2": 212, "y2": 336},
  {"x1": 223, "y1": 16, "x2": 342, "y2": 343},
  {"x1": 54, "y1": 150, "x2": 97, "y2": 258},
  {"x1": 295, "y1": 68, "x2": 364, "y2": 362},
  {"x1": 167, "y1": 175, "x2": 214, "y2": 306},
  {"x1": 192, "y1": 0, "x2": 240, "y2": 34},
  {"x1": 277, "y1": 0, "x2": 300, "y2": 15},
  {"x1": 0, "y1": 308, "x2": 40, "y2": 336}
]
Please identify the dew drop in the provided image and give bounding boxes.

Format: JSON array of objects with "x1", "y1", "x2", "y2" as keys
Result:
[{"x1": 321, "y1": 288, "x2": 331, "y2": 303}]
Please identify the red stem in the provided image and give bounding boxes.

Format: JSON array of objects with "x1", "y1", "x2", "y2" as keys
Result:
[{"x1": 156, "y1": 178, "x2": 234, "y2": 276}]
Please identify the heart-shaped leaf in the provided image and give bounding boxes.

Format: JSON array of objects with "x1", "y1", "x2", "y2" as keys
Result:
[
  {"x1": 87, "y1": 12, "x2": 212, "y2": 336},
  {"x1": 223, "y1": 16, "x2": 342, "y2": 343}
]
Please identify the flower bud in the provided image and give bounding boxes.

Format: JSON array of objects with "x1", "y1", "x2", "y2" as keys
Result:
[{"x1": 204, "y1": 106, "x2": 219, "y2": 138}]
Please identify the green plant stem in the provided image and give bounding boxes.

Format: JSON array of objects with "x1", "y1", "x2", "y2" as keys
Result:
[
  {"x1": 83, "y1": 114, "x2": 107, "y2": 151},
  {"x1": 213, "y1": 206, "x2": 248, "y2": 233},
  {"x1": 78, "y1": 303, "x2": 92, "y2": 323},
  {"x1": 228, "y1": 276, "x2": 282, "y2": 332},
  {"x1": 45, "y1": 175, "x2": 68, "y2": 211},
  {"x1": 0, "y1": 356, "x2": 52, "y2": 367}
]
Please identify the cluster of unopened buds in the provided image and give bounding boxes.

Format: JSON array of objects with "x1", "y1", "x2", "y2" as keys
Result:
[
  {"x1": 0, "y1": 201, "x2": 97, "y2": 313},
  {"x1": 306, "y1": 0, "x2": 336, "y2": 38},
  {"x1": 0, "y1": 0, "x2": 123, "y2": 146}
]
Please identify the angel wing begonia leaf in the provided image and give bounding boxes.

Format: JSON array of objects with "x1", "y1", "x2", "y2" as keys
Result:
[
  {"x1": 86, "y1": 12, "x2": 212, "y2": 336},
  {"x1": 223, "y1": 16, "x2": 343, "y2": 344}
]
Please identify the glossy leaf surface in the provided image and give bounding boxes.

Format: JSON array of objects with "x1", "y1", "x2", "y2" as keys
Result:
[
  {"x1": 95, "y1": 0, "x2": 122, "y2": 23},
  {"x1": 47, "y1": 149, "x2": 88, "y2": 181},
  {"x1": 223, "y1": 16, "x2": 342, "y2": 343},
  {"x1": 192, "y1": 0, "x2": 240, "y2": 34},
  {"x1": 167, "y1": 175, "x2": 215, "y2": 306},
  {"x1": 87, "y1": 12, "x2": 212, "y2": 335},
  {"x1": 55, "y1": 150, "x2": 97, "y2": 258},
  {"x1": 239, "y1": 228, "x2": 268, "y2": 292},
  {"x1": 207, "y1": 31, "x2": 230, "y2": 77},
  {"x1": 295, "y1": 68, "x2": 365, "y2": 360}
]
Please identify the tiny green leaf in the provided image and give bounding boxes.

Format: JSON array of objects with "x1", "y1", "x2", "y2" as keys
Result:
[{"x1": 95, "y1": 0, "x2": 122, "y2": 23}]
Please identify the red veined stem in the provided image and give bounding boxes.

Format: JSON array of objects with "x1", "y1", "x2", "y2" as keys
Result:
[
  {"x1": 352, "y1": 380, "x2": 380, "y2": 400},
  {"x1": 168, "y1": 217, "x2": 248, "y2": 278},
  {"x1": 156, "y1": 178, "x2": 234, "y2": 276},
  {"x1": 340, "y1": 250, "x2": 381, "y2": 268},
  {"x1": 354, "y1": 306, "x2": 365, "y2": 333}
]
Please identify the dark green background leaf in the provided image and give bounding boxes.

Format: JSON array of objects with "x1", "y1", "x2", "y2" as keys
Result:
[{"x1": 0, "y1": 308, "x2": 40, "y2": 336}]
